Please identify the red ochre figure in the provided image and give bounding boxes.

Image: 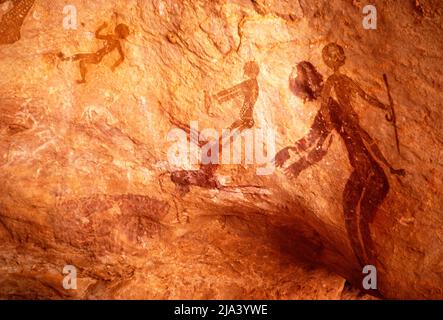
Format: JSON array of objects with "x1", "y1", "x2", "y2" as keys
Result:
[
  {"x1": 275, "y1": 43, "x2": 405, "y2": 276},
  {"x1": 211, "y1": 61, "x2": 260, "y2": 131},
  {"x1": 0, "y1": 0, "x2": 36, "y2": 45},
  {"x1": 58, "y1": 22, "x2": 129, "y2": 84}
]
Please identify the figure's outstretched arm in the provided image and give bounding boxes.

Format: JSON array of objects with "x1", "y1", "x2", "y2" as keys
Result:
[
  {"x1": 95, "y1": 22, "x2": 109, "y2": 40},
  {"x1": 274, "y1": 105, "x2": 331, "y2": 167},
  {"x1": 284, "y1": 133, "x2": 333, "y2": 179},
  {"x1": 350, "y1": 77, "x2": 387, "y2": 111},
  {"x1": 275, "y1": 78, "x2": 334, "y2": 167},
  {"x1": 296, "y1": 109, "x2": 331, "y2": 152},
  {"x1": 215, "y1": 82, "x2": 245, "y2": 103}
]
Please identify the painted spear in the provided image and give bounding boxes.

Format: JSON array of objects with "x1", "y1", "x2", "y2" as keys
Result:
[{"x1": 383, "y1": 74, "x2": 401, "y2": 155}]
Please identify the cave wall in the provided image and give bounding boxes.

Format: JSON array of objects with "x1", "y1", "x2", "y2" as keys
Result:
[{"x1": 0, "y1": 0, "x2": 442, "y2": 299}]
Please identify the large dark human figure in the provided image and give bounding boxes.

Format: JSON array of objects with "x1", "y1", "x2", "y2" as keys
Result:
[{"x1": 275, "y1": 43, "x2": 405, "y2": 274}]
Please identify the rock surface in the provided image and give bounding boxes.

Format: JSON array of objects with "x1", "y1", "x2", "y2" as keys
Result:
[{"x1": 0, "y1": 0, "x2": 442, "y2": 299}]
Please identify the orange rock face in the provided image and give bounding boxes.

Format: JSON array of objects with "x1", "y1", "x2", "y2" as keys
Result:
[{"x1": 0, "y1": 0, "x2": 442, "y2": 299}]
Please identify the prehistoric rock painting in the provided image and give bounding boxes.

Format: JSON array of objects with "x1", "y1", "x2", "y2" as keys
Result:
[
  {"x1": 275, "y1": 43, "x2": 405, "y2": 270},
  {"x1": 289, "y1": 61, "x2": 324, "y2": 103},
  {"x1": 0, "y1": 102, "x2": 35, "y2": 136},
  {"x1": 211, "y1": 61, "x2": 260, "y2": 131},
  {"x1": 0, "y1": 0, "x2": 35, "y2": 45},
  {"x1": 163, "y1": 116, "x2": 224, "y2": 196},
  {"x1": 58, "y1": 194, "x2": 169, "y2": 219},
  {"x1": 164, "y1": 61, "x2": 261, "y2": 196},
  {"x1": 383, "y1": 74, "x2": 401, "y2": 154},
  {"x1": 0, "y1": 103, "x2": 35, "y2": 166},
  {"x1": 0, "y1": 101, "x2": 59, "y2": 167},
  {"x1": 55, "y1": 194, "x2": 170, "y2": 249},
  {"x1": 58, "y1": 22, "x2": 129, "y2": 83},
  {"x1": 163, "y1": 120, "x2": 264, "y2": 196}
]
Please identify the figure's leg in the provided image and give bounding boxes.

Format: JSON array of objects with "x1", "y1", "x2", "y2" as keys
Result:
[
  {"x1": 58, "y1": 53, "x2": 92, "y2": 61},
  {"x1": 358, "y1": 169, "x2": 389, "y2": 264},
  {"x1": 228, "y1": 119, "x2": 243, "y2": 131},
  {"x1": 240, "y1": 117, "x2": 255, "y2": 129},
  {"x1": 343, "y1": 171, "x2": 366, "y2": 267},
  {"x1": 204, "y1": 90, "x2": 212, "y2": 114},
  {"x1": 57, "y1": 52, "x2": 69, "y2": 61},
  {"x1": 71, "y1": 53, "x2": 96, "y2": 61},
  {"x1": 77, "y1": 60, "x2": 87, "y2": 84}
]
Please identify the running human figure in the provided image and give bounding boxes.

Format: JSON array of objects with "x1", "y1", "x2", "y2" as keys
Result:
[
  {"x1": 210, "y1": 61, "x2": 260, "y2": 132},
  {"x1": 162, "y1": 61, "x2": 260, "y2": 195},
  {"x1": 162, "y1": 106, "x2": 262, "y2": 196},
  {"x1": 165, "y1": 115, "x2": 222, "y2": 196},
  {"x1": 58, "y1": 22, "x2": 129, "y2": 84},
  {"x1": 274, "y1": 43, "x2": 405, "y2": 271}
]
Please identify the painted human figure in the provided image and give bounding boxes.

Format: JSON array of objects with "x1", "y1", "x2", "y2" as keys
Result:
[
  {"x1": 163, "y1": 115, "x2": 223, "y2": 196},
  {"x1": 163, "y1": 111, "x2": 261, "y2": 197},
  {"x1": 0, "y1": 0, "x2": 36, "y2": 45},
  {"x1": 211, "y1": 61, "x2": 260, "y2": 131},
  {"x1": 164, "y1": 61, "x2": 260, "y2": 196},
  {"x1": 58, "y1": 22, "x2": 129, "y2": 83},
  {"x1": 275, "y1": 43, "x2": 405, "y2": 270}
]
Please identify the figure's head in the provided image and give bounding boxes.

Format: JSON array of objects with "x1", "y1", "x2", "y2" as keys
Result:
[
  {"x1": 322, "y1": 43, "x2": 346, "y2": 70},
  {"x1": 289, "y1": 61, "x2": 324, "y2": 101},
  {"x1": 244, "y1": 61, "x2": 260, "y2": 78},
  {"x1": 296, "y1": 63, "x2": 305, "y2": 76},
  {"x1": 115, "y1": 23, "x2": 130, "y2": 39}
]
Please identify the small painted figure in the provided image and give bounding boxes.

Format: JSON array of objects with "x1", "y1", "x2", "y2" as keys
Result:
[{"x1": 58, "y1": 22, "x2": 129, "y2": 83}]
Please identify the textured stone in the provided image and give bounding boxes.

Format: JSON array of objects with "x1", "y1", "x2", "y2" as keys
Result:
[{"x1": 0, "y1": 0, "x2": 442, "y2": 299}]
